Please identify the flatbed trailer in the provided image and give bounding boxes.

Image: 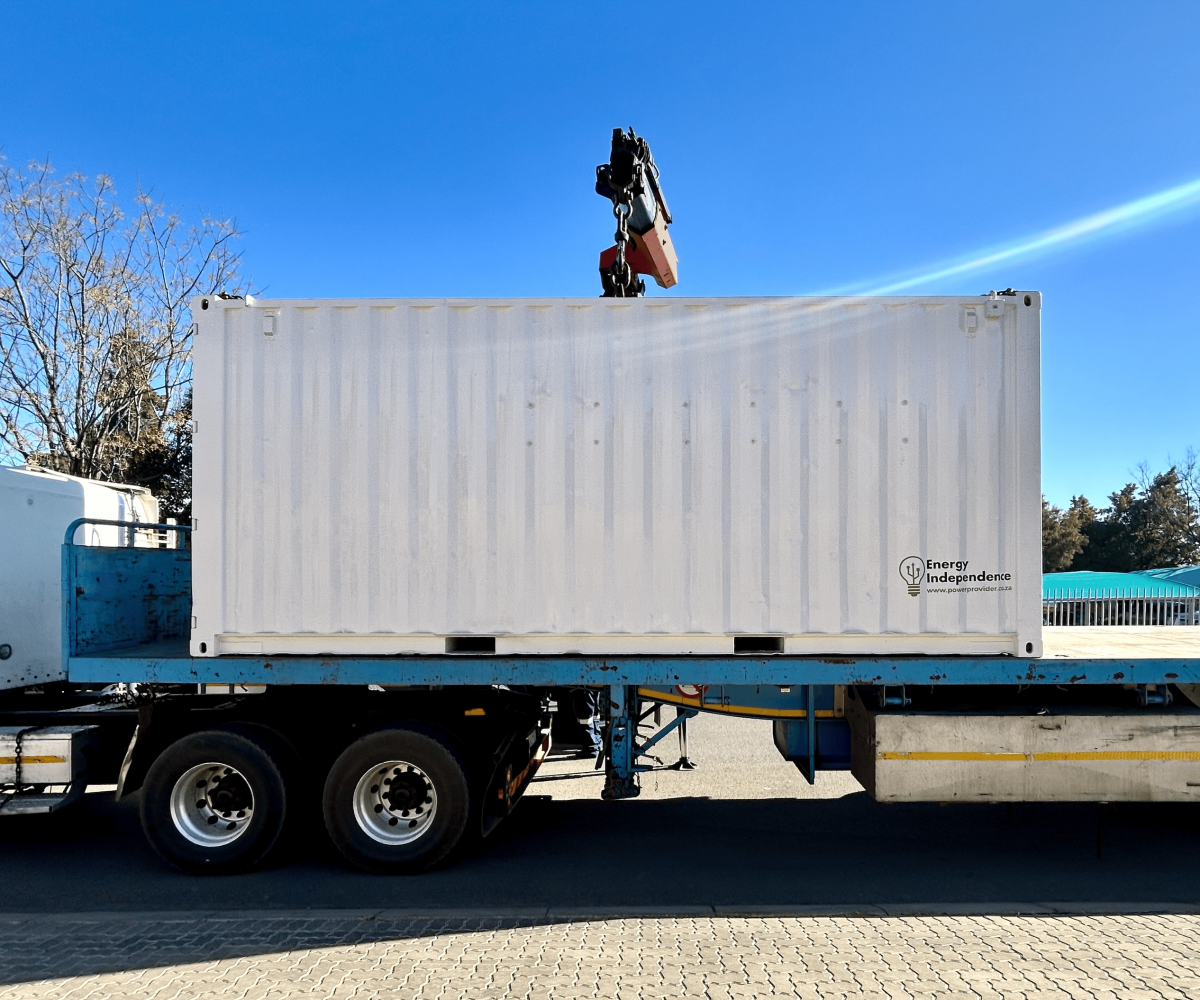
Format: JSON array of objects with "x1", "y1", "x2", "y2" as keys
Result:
[
  {"x1": 2, "y1": 521, "x2": 1198, "y2": 875},
  {"x1": 5, "y1": 292, "x2": 1200, "y2": 873}
]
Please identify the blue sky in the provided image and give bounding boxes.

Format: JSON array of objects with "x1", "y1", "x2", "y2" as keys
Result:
[{"x1": 3, "y1": 1, "x2": 1198, "y2": 507}]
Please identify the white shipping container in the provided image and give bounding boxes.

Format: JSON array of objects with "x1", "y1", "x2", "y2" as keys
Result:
[{"x1": 192, "y1": 295, "x2": 1042, "y2": 658}]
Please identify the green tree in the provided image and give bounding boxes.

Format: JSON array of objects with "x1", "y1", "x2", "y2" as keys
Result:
[
  {"x1": 1127, "y1": 467, "x2": 1198, "y2": 569},
  {"x1": 1073, "y1": 486, "x2": 1135, "y2": 572},
  {"x1": 1042, "y1": 495, "x2": 1091, "y2": 572},
  {"x1": 1068, "y1": 469, "x2": 1199, "y2": 572}
]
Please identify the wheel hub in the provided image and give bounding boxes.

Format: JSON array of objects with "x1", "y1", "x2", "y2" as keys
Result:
[
  {"x1": 170, "y1": 762, "x2": 256, "y2": 847},
  {"x1": 352, "y1": 760, "x2": 438, "y2": 846},
  {"x1": 385, "y1": 771, "x2": 427, "y2": 811},
  {"x1": 207, "y1": 771, "x2": 253, "y2": 813}
]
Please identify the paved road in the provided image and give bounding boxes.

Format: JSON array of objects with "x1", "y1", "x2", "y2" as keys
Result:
[
  {"x1": 3, "y1": 912, "x2": 1200, "y2": 997},
  {"x1": 1, "y1": 714, "x2": 1198, "y2": 996}
]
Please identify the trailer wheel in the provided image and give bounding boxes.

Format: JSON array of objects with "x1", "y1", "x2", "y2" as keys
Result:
[
  {"x1": 323, "y1": 728, "x2": 470, "y2": 873},
  {"x1": 140, "y1": 730, "x2": 287, "y2": 874}
]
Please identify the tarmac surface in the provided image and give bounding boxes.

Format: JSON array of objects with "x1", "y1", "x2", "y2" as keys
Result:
[{"x1": 1, "y1": 712, "x2": 1198, "y2": 996}]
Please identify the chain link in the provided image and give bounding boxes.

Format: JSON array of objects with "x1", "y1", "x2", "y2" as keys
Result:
[
  {"x1": 611, "y1": 199, "x2": 633, "y2": 295},
  {"x1": 605, "y1": 170, "x2": 645, "y2": 297},
  {"x1": 0, "y1": 725, "x2": 40, "y2": 811},
  {"x1": 598, "y1": 131, "x2": 651, "y2": 298}
]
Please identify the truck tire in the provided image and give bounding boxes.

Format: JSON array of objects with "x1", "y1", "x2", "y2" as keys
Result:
[
  {"x1": 140, "y1": 729, "x2": 288, "y2": 874},
  {"x1": 322, "y1": 727, "x2": 470, "y2": 873}
]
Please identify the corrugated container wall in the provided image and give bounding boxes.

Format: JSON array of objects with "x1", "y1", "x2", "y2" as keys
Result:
[{"x1": 192, "y1": 296, "x2": 1042, "y2": 658}]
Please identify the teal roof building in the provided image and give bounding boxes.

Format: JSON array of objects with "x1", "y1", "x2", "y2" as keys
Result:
[
  {"x1": 1043, "y1": 569, "x2": 1200, "y2": 626},
  {"x1": 1135, "y1": 565, "x2": 1200, "y2": 590},
  {"x1": 1043, "y1": 570, "x2": 1200, "y2": 598}
]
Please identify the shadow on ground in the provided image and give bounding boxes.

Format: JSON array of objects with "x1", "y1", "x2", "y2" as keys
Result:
[
  {"x1": 1, "y1": 787, "x2": 1198, "y2": 911},
  {"x1": 0, "y1": 789, "x2": 1198, "y2": 983}
]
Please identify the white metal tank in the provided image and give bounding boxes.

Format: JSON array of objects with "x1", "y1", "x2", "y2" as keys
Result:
[
  {"x1": 191, "y1": 295, "x2": 1042, "y2": 658},
  {"x1": 0, "y1": 466, "x2": 159, "y2": 690}
]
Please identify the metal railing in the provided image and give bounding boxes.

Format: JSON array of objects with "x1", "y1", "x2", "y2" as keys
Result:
[
  {"x1": 64, "y1": 517, "x2": 191, "y2": 550},
  {"x1": 1043, "y1": 588, "x2": 1200, "y2": 626},
  {"x1": 63, "y1": 519, "x2": 193, "y2": 658}
]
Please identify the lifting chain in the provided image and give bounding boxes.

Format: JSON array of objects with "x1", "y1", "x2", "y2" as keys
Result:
[
  {"x1": 609, "y1": 197, "x2": 639, "y2": 298},
  {"x1": 601, "y1": 188, "x2": 645, "y2": 298},
  {"x1": 598, "y1": 128, "x2": 649, "y2": 298},
  {"x1": 0, "y1": 725, "x2": 40, "y2": 811}
]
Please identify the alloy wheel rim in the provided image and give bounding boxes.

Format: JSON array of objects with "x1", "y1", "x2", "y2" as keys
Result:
[
  {"x1": 169, "y1": 761, "x2": 256, "y2": 847},
  {"x1": 352, "y1": 760, "x2": 437, "y2": 845}
]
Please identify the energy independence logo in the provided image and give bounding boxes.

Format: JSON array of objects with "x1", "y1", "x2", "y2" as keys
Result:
[
  {"x1": 898, "y1": 557, "x2": 1013, "y2": 596},
  {"x1": 898, "y1": 556, "x2": 925, "y2": 596}
]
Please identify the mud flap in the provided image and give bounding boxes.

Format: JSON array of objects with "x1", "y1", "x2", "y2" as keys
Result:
[{"x1": 480, "y1": 718, "x2": 552, "y2": 837}]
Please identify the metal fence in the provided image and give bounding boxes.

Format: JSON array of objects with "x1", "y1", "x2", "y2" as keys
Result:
[{"x1": 1043, "y1": 588, "x2": 1200, "y2": 626}]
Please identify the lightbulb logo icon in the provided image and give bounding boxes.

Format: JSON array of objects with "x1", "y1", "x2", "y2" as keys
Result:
[{"x1": 899, "y1": 556, "x2": 925, "y2": 597}]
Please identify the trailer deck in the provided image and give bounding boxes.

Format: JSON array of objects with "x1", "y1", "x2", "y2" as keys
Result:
[{"x1": 65, "y1": 641, "x2": 1200, "y2": 688}]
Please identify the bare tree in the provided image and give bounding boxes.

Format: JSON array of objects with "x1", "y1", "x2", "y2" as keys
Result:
[
  {"x1": 1175, "y1": 447, "x2": 1200, "y2": 558},
  {"x1": 0, "y1": 157, "x2": 245, "y2": 513}
]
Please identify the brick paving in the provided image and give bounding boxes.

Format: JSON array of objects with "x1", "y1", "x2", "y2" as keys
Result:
[{"x1": 2, "y1": 911, "x2": 1200, "y2": 999}]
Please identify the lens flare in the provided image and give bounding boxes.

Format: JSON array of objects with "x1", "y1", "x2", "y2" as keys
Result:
[{"x1": 824, "y1": 175, "x2": 1200, "y2": 296}]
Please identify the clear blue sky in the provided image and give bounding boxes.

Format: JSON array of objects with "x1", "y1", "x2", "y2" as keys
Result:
[{"x1": 4, "y1": 1, "x2": 1198, "y2": 508}]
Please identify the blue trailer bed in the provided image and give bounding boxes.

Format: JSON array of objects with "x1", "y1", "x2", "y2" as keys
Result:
[
  {"x1": 65, "y1": 643, "x2": 1200, "y2": 689},
  {"x1": 63, "y1": 522, "x2": 1200, "y2": 689}
]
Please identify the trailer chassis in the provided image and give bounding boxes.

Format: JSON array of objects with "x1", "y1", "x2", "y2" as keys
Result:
[{"x1": 8, "y1": 519, "x2": 1200, "y2": 873}]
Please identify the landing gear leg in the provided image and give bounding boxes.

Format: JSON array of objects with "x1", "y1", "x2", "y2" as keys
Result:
[
  {"x1": 668, "y1": 707, "x2": 697, "y2": 770},
  {"x1": 602, "y1": 685, "x2": 640, "y2": 800}
]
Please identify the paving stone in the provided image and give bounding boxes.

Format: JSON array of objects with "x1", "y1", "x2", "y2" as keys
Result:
[{"x1": 1, "y1": 913, "x2": 1199, "y2": 998}]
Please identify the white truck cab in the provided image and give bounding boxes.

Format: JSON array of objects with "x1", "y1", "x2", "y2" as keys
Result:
[{"x1": 0, "y1": 465, "x2": 159, "y2": 691}]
